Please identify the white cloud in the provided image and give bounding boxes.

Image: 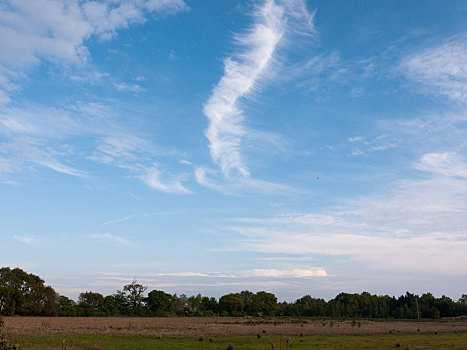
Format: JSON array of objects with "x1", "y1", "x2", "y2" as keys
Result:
[
  {"x1": 348, "y1": 136, "x2": 363, "y2": 143},
  {"x1": 0, "y1": 155, "x2": 15, "y2": 174},
  {"x1": 0, "y1": 0, "x2": 190, "y2": 189},
  {"x1": 35, "y1": 159, "x2": 87, "y2": 178},
  {"x1": 280, "y1": 0, "x2": 315, "y2": 33},
  {"x1": 144, "y1": 0, "x2": 188, "y2": 14},
  {"x1": 90, "y1": 135, "x2": 152, "y2": 165},
  {"x1": 0, "y1": 103, "x2": 189, "y2": 191},
  {"x1": 255, "y1": 256, "x2": 318, "y2": 262},
  {"x1": 0, "y1": 106, "x2": 78, "y2": 137},
  {"x1": 138, "y1": 166, "x2": 191, "y2": 194},
  {"x1": 203, "y1": 0, "x2": 285, "y2": 178},
  {"x1": 102, "y1": 214, "x2": 138, "y2": 226},
  {"x1": 179, "y1": 159, "x2": 192, "y2": 165},
  {"x1": 400, "y1": 35, "x2": 467, "y2": 103},
  {"x1": 244, "y1": 268, "x2": 327, "y2": 278},
  {"x1": 370, "y1": 144, "x2": 396, "y2": 151},
  {"x1": 91, "y1": 136, "x2": 191, "y2": 193},
  {"x1": 0, "y1": 132, "x2": 86, "y2": 179},
  {"x1": 0, "y1": 0, "x2": 188, "y2": 100},
  {"x1": 0, "y1": 0, "x2": 188, "y2": 67},
  {"x1": 149, "y1": 272, "x2": 233, "y2": 278},
  {"x1": 0, "y1": 89, "x2": 10, "y2": 105},
  {"x1": 224, "y1": 174, "x2": 467, "y2": 276},
  {"x1": 346, "y1": 134, "x2": 398, "y2": 156},
  {"x1": 113, "y1": 82, "x2": 147, "y2": 93},
  {"x1": 91, "y1": 233, "x2": 132, "y2": 246},
  {"x1": 14, "y1": 235, "x2": 35, "y2": 244},
  {"x1": 199, "y1": 0, "x2": 316, "y2": 194},
  {"x1": 414, "y1": 152, "x2": 467, "y2": 179},
  {"x1": 195, "y1": 166, "x2": 295, "y2": 195}
]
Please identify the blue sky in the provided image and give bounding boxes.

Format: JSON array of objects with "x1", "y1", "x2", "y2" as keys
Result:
[{"x1": 1, "y1": 0, "x2": 467, "y2": 301}]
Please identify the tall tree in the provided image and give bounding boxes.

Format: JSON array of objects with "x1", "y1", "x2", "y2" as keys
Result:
[
  {"x1": 146, "y1": 290, "x2": 174, "y2": 316},
  {"x1": 55, "y1": 295, "x2": 76, "y2": 316},
  {"x1": 0, "y1": 267, "x2": 56, "y2": 316},
  {"x1": 219, "y1": 293, "x2": 243, "y2": 316},
  {"x1": 123, "y1": 279, "x2": 147, "y2": 309},
  {"x1": 78, "y1": 291, "x2": 104, "y2": 316}
]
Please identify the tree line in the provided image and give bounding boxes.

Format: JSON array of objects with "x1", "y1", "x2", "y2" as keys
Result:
[{"x1": 1, "y1": 267, "x2": 466, "y2": 318}]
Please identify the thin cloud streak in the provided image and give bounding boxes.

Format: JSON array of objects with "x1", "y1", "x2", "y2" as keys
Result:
[
  {"x1": 35, "y1": 160, "x2": 87, "y2": 178},
  {"x1": 199, "y1": 0, "x2": 315, "y2": 194},
  {"x1": 203, "y1": 0, "x2": 285, "y2": 177},
  {"x1": 91, "y1": 233, "x2": 133, "y2": 246},
  {"x1": 195, "y1": 166, "x2": 296, "y2": 195},
  {"x1": 102, "y1": 214, "x2": 139, "y2": 226},
  {"x1": 138, "y1": 166, "x2": 192, "y2": 194},
  {"x1": 244, "y1": 268, "x2": 328, "y2": 278},
  {"x1": 13, "y1": 235, "x2": 35, "y2": 245}
]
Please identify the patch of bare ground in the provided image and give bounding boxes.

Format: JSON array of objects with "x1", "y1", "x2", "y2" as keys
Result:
[{"x1": 4, "y1": 317, "x2": 467, "y2": 337}]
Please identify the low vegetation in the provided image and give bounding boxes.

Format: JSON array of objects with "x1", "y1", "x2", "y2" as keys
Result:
[
  {"x1": 6, "y1": 333, "x2": 467, "y2": 350},
  {"x1": 0, "y1": 297, "x2": 20, "y2": 350}
]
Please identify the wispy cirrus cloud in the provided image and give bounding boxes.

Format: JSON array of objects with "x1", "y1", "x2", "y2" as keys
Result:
[
  {"x1": 0, "y1": 103, "x2": 90, "y2": 180},
  {"x1": 0, "y1": 102, "x2": 190, "y2": 191},
  {"x1": 203, "y1": 0, "x2": 285, "y2": 178},
  {"x1": 90, "y1": 135, "x2": 191, "y2": 194},
  {"x1": 200, "y1": 0, "x2": 314, "y2": 193},
  {"x1": 345, "y1": 134, "x2": 399, "y2": 156},
  {"x1": 222, "y1": 166, "x2": 467, "y2": 278},
  {"x1": 400, "y1": 34, "x2": 467, "y2": 103},
  {"x1": 35, "y1": 159, "x2": 87, "y2": 178},
  {"x1": 102, "y1": 214, "x2": 139, "y2": 226},
  {"x1": 0, "y1": 1, "x2": 190, "y2": 190},
  {"x1": 0, "y1": 136, "x2": 87, "y2": 180},
  {"x1": 414, "y1": 152, "x2": 467, "y2": 179},
  {"x1": 89, "y1": 135, "x2": 154, "y2": 165},
  {"x1": 195, "y1": 166, "x2": 296, "y2": 195},
  {"x1": 138, "y1": 166, "x2": 192, "y2": 194}
]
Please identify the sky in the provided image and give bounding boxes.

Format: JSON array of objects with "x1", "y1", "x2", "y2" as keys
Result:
[{"x1": 1, "y1": 0, "x2": 467, "y2": 302}]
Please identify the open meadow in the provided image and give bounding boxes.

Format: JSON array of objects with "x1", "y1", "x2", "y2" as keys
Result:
[{"x1": 3, "y1": 317, "x2": 467, "y2": 349}]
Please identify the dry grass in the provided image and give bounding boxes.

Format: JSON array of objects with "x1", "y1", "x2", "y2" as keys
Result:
[{"x1": 3, "y1": 316, "x2": 467, "y2": 337}]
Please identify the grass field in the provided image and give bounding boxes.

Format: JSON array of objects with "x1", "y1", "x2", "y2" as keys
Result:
[
  {"x1": 4, "y1": 317, "x2": 467, "y2": 336},
  {"x1": 6, "y1": 333, "x2": 467, "y2": 350},
  {"x1": 3, "y1": 317, "x2": 467, "y2": 349}
]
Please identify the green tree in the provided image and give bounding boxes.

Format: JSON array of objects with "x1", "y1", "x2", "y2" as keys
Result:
[
  {"x1": 103, "y1": 294, "x2": 128, "y2": 316},
  {"x1": 201, "y1": 296, "x2": 218, "y2": 315},
  {"x1": 123, "y1": 279, "x2": 147, "y2": 310},
  {"x1": 146, "y1": 290, "x2": 174, "y2": 316},
  {"x1": 256, "y1": 291, "x2": 278, "y2": 316},
  {"x1": 55, "y1": 295, "x2": 76, "y2": 316},
  {"x1": 78, "y1": 291, "x2": 104, "y2": 316},
  {"x1": 219, "y1": 293, "x2": 244, "y2": 316},
  {"x1": 240, "y1": 291, "x2": 260, "y2": 316},
  {"x1": 0, "y1": 267, "x2": 56, "y2": 316}
]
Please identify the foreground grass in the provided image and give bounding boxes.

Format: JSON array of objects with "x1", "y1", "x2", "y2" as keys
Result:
[{"x1": 6, "y1": 332, "x2": 467, "y2": 350}]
